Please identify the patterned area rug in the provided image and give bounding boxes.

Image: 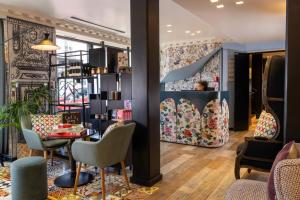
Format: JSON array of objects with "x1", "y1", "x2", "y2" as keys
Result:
[{"x1": 0, "y1": 159, "x2": 158, "y2": 200}]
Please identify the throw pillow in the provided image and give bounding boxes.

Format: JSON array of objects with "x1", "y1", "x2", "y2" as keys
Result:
[
  {"x1": 267, "y1": 141, "x2": 298, "y2": 200},
  {"x1": 31, "y1": 114, "x2": 62, "y2": 139},
  {"x1": 254, "y1": 110, "x2": 277, "y2": 139}
]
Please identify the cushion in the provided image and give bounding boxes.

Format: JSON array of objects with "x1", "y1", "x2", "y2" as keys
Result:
[
  {"x1": 31, "y1": 114, "x2": 62, "y2": 139},
  {"x1": 267, "y1": 141, "x2": 298, "y2": 200},
  {"x1": 254, "y1": 111, "x2": 277, "y2": 139}
]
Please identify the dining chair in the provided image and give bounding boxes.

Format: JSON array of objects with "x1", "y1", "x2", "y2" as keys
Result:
[
  {"x1": 20, "y1": 116, "x2": 72, "y2": 165},
  {"x1": 72, "y1": 122, "x2": 136, "y2": 200}
]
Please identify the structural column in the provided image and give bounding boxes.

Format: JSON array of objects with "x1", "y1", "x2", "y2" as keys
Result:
[
  {"x1": 284, "y1": 0, "x2": 300, "y2": 142},
  {"x1": 130, "y1": 0, "x2": 162, "y2": 186}
]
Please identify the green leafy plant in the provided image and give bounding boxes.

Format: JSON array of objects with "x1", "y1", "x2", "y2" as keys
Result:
[{"x1": 0, "y1": 85, "x2": 51, "y2": 130}]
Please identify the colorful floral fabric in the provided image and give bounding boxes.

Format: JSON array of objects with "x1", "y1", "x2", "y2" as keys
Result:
[
  {"x1": 222, "y1": 99, "x2": 230, "y2": 144},
  {"x1": 176, "y1": 98, "x2": 201, "y2": 145},
  {"x1": 160, "y1": 40, "x2": 222, "y2": 91},
  {"x1": 31, "y1": 114, "x2": 62, "y2": 139},
  {"x1": 254, "y1": 110, "x2": 277, "y2": 139},
  {"x1": 160, "y1": 98, "x2": 177, "y2": 142},
  {"x1": 200, "y1": 100, "x2": 223, "y2": 147},
  {"x1": 160, "y1": 98, "x2": 230, "y2": 148}
]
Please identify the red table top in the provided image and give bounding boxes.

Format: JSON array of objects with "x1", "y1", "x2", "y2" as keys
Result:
[{"x1": 46, "y1": 127, "x2": 92, "y2": 139}]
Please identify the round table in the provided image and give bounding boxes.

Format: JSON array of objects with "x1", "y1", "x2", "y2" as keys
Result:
[{"x1": 46, "y1": 129, "x2": 96, "y2": 188}]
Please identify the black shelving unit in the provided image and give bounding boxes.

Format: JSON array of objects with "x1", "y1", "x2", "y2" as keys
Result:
[
  {"x1": 48, "y1": 44, "x2": 131, "y2": 133},
  {"x1": 49, "y1": 50, "x2": 96, "y2": 127},
  {"x1": 89, "y1": 72, "x2": 132, "y2": 133}
]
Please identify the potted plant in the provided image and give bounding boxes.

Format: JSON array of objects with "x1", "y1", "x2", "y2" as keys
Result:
[
  {"x1": 0, "y1": 85, "x2": 51, "y2": 165},
  {"x1": 0, "y1": 85, "x2": 51, "y2": 130}
]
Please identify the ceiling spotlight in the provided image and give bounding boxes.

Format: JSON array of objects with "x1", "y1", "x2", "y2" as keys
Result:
[
  {"x1": 196, "y1": 30, "x2": 202, "y2": 34},
  {"x1": 185, "y1": 30, "x2": 191, "y2": 34},
  {"x1": 191, "y1": 33, "x2": 195, "y2": 36},
  {"x1": 216, "y1": 4, "x2": 224, "y2": 8},
  {"x1": 236, "y1": 1, "x2": 244, "y2": 5},
  {"x1": 166, "y1": 24, "x2": 172, "y2": 27},
  {"x1": 210, "y1": 0, "x2": 219, "y2": 3},
  {"x1": 167, "y1": 30, "x2": 172, "y2": 33}
]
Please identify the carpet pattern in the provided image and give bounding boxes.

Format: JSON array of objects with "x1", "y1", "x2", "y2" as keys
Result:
[{"x1": 0, "y1": 159, "x2": 158, "y2": 200}]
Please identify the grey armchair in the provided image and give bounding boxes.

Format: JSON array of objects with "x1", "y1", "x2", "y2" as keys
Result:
[
  {"x1": 72, "y1": 123, "x2": 136, "y2": 200},
  {"x1": 20, "y1": 116, "x2": 71, "y2": 165}
]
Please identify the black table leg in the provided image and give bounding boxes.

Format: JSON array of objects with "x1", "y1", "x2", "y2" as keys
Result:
[{"x1": 54, "y1": 139, "x2": 93, "y2": 188}]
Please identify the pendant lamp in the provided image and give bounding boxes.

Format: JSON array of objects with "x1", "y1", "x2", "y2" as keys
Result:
[{"x1": 31, "y1": 33, "x2": 60, "y2": 51}]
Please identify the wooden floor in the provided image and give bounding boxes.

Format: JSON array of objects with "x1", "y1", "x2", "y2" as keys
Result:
[{"x1": 147, "y1": 130, "x2": 269, "y2": 200}]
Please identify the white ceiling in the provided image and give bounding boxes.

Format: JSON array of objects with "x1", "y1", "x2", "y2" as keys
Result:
[
  {"x1": 174, "y1": 0, "x2": 286, "y2": 43},
  {"x1": 0, "y1": 0, "x2": 286, "y2": 44}
]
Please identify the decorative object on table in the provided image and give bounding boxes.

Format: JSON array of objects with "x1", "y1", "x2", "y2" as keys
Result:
[
  {"x1": 62, "y1": 112, "x2": 81, "y2": 125},
  {"x1": 72, "y1": 123, "x2": 136, "y2": 200},
  {"x1": 11, "y1": 156, "x2": 48, "y2": 200}
]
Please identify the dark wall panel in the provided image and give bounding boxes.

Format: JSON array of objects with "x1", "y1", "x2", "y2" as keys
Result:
[
  {"x1": 285, "y1": 0, "x2": 300, "y2": 143},
  {"x1": 234, "y1": 53, "x2": 250, "y2": 131}
]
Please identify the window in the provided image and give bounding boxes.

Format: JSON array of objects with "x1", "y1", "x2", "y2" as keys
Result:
[{"x1": 55, "y1": 37, "x2": 90, "y2": 110}]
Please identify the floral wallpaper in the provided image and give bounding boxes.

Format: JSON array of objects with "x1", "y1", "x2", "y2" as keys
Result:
[{"x1": 160, "y1": 40, "x2": 222, "y2": 91}]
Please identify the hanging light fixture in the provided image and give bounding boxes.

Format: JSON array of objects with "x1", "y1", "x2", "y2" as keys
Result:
[{"x1": 31, "y1": 33, "x2": 60, "y2": 51}]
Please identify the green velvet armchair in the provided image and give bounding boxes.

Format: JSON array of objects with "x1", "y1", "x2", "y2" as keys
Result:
[
  {"x1": 20, "y1": 116, "x2": 71, "y2": 164},
  {"x1": 72, "y1": 123, "x2": 136, "y2": 200}
]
